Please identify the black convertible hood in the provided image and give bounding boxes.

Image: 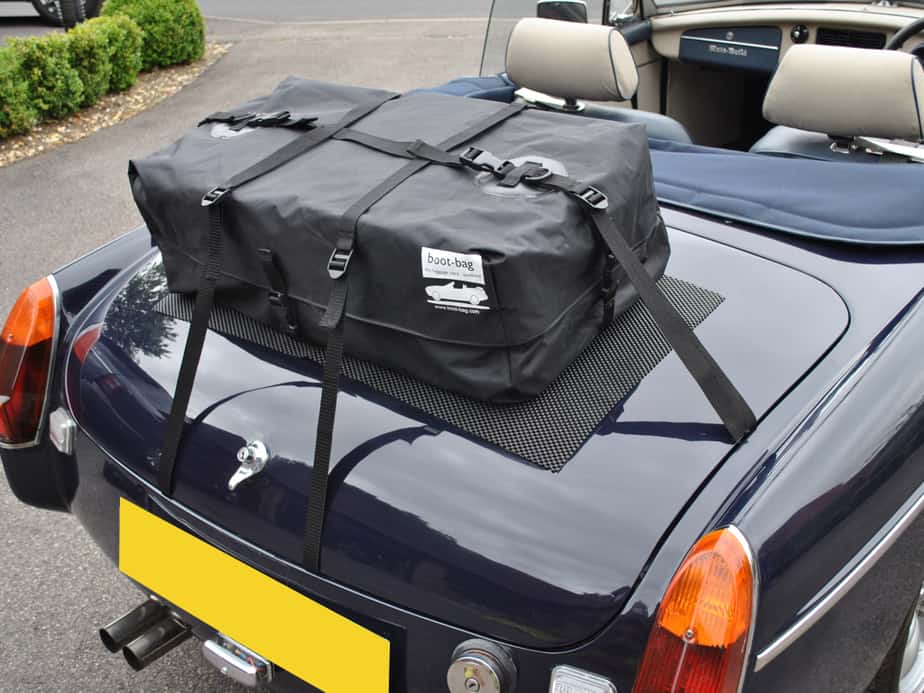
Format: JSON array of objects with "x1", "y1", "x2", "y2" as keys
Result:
[{"x1": 69, "y1": 227, "x2": 847, "y2": 648}]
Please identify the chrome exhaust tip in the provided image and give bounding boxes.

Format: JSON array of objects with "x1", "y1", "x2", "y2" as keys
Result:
[
  {"x1": 99, "y1": 599, "x2": 167, "y2": 653},
  {"x1": 122, "y1": 615, "x2": 191, "y2": 672}
]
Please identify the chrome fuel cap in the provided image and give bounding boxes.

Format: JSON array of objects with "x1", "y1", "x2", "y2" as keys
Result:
[{"x1": 447, "y1": 639, "x2": 517, "y2": 693}]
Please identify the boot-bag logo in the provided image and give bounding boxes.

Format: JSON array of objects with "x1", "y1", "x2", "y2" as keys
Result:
[{"x1": 421, "y1": 247, "x2": 490, "y2": 314}]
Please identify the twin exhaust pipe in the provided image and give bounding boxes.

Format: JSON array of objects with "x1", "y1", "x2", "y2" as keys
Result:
[
  {"x1": 99, "y1": 599, "x2": 191, "y2": 671},
  {"x1": 99, "y1": 599, "x2": 273, "y2": 686}
]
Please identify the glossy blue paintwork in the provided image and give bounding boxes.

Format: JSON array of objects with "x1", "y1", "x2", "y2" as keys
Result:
[
  {"x1": 619, "y1": 211, "x2": 924, "y2": 692},
  {"x1": 64, "y1": 224, "x2": 848, "y2": 651},
  {"x1": 4, "y1": 207, "x2": 924, "y2": 692}
]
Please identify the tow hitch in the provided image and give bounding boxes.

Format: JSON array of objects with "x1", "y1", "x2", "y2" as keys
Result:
[
  {"x1": 100, "y1": 601, "x2": 272, "y2": 685},
  {"x1": 202, "y1": 634, "x2": 274, "y2": 687}
]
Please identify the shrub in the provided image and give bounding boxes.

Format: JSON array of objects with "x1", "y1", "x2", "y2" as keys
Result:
[
  {"x1": 68, "y1": 20, "x2": 112, "y2": 107},
  {"x1": 0, "y1": 48, "x2": 38, "y2": 138},
  {"x1": 86, "y1": 15, "x2": 143, "y2": 91},
  {"x1": 9, "y1": 34, "x2": 83, "y2": 120},
  {"x1": 102, "y1": 0, "x2": 205, "y2": 71}
]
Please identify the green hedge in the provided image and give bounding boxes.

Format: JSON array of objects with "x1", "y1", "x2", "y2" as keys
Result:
[
  {"x1": 102, "y1": 0, "x2": 205, "y2": 71},
  {"x1": 68, "y1": 20, "x2": 112, "y2": 106},
  {"x1": 0, "y1": 0, "x2": 204, "y2": 141},
  {"x1": 10, "y1": 33, "x2": 84, "y2": 120},
  {"x1": 0, "y1": 50, "x2": 37, "y2": 138},
  {"x1": 90, "y1": 15, "x2": 143, "y2": 91}
]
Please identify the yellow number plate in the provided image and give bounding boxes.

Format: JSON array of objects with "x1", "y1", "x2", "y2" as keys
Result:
[{"x1": 119, "y1": 499, "x2": 390, "y2": 692}]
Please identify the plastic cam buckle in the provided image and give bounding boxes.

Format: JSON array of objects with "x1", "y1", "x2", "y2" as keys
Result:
[
  {"x1": 201, "y1": 187, "x2": 230, "y2": 206},
  {"x1": 460, "y1": 147, "x2": 509, "y2": 174},
  {"x1": 574, "y1": 186, "x2": 609, "y2": 210},
  {"x1": 327, "y1": 248, "x2": 353, "y2": 279}
]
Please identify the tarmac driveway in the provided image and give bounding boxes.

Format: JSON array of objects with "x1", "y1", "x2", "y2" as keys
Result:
[{"x1": 0, "y1": 9, "x2": 486, "y2": 691}]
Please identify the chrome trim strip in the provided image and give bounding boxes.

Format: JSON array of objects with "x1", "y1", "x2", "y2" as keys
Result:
[
  {"x1": 680, "y1": 34, "x2": 780, "y2": 50},
  {"x1": 754, "y1": 486, "x2": 924, "y2": 671},
  {"x1": 0, "y1": 275, "x2": 60, "y2": 451},
  {"x1": 728, "y1": 525, "x2": 759, "y2": 693}
]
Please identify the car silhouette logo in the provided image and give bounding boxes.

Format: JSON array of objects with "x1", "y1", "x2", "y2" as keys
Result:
[{"x1": 425, "y1": 281, "x2": 489, "y2": 308}]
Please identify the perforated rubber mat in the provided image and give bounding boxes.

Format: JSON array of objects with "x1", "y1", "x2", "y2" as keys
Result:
[{"x1": 157, "y1": 276, "x2": 722, "y2": 472}]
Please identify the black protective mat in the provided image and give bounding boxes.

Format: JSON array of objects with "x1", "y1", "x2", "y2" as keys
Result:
[{"x1": 157, "y1": 276, "x2": 722, "y2": 472}]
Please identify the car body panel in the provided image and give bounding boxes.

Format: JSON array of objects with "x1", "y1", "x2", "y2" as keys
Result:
[
  {"x1": 63, "y1": 220, "x2": 848, "y2": 649},
  {"x1": 2, "y1": 203, "x2": 922, "y2": 690},
  {"x1": 620, "y1": 209, "x2": 924, "y2": 692}
]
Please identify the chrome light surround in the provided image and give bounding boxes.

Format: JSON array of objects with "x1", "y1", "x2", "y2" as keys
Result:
[{"x1": 549, "y1": 665, "x2": 617, "y2": 693}]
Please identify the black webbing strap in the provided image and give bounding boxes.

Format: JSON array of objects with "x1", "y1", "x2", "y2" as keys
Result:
[
  {"x1": 302, "y1": 102, "x2": 528, "y2": 573},
  {"x1": 585, "y1": 206, "x2": 756, "y2": 440},
  {"x1": 258, "y1": 248, "x2": 299, "y2": 335},
  {"x1": 510, "y1": 166, "x2": 757, "y2": 441},
  {"x1": 332, "y1": 129, "x2": 466, "y2": 167},
  {"x1": 157, "y1": 205, "x2": 225, "y2": 493},
  {"x1": 156, "y1": 94, "x2": 398, "y2": 495}
]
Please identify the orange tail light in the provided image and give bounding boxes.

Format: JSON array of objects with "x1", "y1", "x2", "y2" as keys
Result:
[
  {"x1": 633, "y1": 527, "x2": 756, "y2": 693},
  {"x1": 0, "y1": 277, "x2": 58, "y2": 446}
]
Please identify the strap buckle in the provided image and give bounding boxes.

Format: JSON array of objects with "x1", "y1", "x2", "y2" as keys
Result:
[
  {"x1": 198, "y1": 111, "x2": 255, "y2": 127},
  {"x1": 250, "y1": 110, "x2": 291, "y2": 127},
  {"x1": 460, "y1": 147, "x2": 508, "y2": 173},
  {"x1": 201, "y1": 187, "x2": 230, "y2": 206},
  {"x1": 327, "y1": 248, "x2": 353, "y2": 279},
  {"x1": 574, "y1": 185, "x2": 609, "y2": 210}
]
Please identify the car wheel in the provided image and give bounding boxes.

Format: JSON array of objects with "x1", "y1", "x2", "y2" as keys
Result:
[
  {"x1": 59, "y1": 0, "x2": 87, "y2": 27},
  {"x1": 31, "y1": 0, "x2": 62, "y2": 25},
  {"x1": 868, "y1": 582, "x2": 924, "y2": 693},
  {"x1": 84, "y1": 0, "x2": 101, "y2": 17}
]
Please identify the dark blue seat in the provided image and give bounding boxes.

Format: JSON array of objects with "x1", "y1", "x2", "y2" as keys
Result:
[{"x1": 410, "y1": 75, "x2": 519, "y2": 103}]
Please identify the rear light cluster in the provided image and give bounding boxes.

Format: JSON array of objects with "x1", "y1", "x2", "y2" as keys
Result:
[
  {"x1": 0, "y1": 277, "x2": 58, "y2": 447},
  {"x1": 633, "y1": 527, "x2": 756, "y2": 693}
]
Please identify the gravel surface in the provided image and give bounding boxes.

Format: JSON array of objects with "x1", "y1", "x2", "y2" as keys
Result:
[{"x1": 0, "y1": 43, "x2": 230, "y2": 169}]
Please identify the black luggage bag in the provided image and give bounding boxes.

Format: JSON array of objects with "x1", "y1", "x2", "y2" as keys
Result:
[{"x1": 132, "y1": 78, "x2": 669, "y2": 403}]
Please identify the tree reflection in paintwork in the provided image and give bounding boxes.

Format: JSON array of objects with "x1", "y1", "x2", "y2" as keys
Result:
[{"x1": 103, "y1": 263, "x2": 176, "y2": 360}]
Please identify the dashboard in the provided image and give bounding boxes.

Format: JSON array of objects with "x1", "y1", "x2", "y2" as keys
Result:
[
  {"x1": 679, "y1": 26, "x2": 783, "y2": 71},
  {"x1": 651, "y1": 3, "x2": 924, "y2": 70}
]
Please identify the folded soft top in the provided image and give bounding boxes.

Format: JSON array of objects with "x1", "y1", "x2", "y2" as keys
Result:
[
  {"x1": 427, "y1": 75, "x2": 924, "y2": 246},
  {"x1": 648, "y1": 138, "x2": 924, "y2": 246}
]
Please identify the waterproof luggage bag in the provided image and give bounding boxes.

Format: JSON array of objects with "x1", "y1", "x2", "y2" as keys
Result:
[
  {"x1": 132, "y1": 78, "x2": 669, "y2": 403},
  {"x1": 130, "y1": 78, "x2": 755, "y2": 571}
]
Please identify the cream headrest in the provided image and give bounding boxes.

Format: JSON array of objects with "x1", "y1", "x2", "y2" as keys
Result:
[
  {"x1": 505, "y1": 18, "x2": 639, "y2": 102},
  {"x1": 764, "y1": 44, "x2": 924, "y2": 141}
]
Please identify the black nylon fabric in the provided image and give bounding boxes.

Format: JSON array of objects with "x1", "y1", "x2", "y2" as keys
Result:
[{"x1": 131, "y1": 77, "x2": 668, "y2": 403}]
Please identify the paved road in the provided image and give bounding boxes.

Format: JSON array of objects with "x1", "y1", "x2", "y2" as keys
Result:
[
  {"x1": 0, "y1": 0, "x2": 491, "y2": 42},
  {"x1": 0, "y1": 4, "x2": 488, "y2": 691}
]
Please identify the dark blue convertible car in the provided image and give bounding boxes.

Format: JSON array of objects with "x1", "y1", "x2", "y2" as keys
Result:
[{"x1": 3, "y1": 1, "x2": 924, "y2": 691}]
